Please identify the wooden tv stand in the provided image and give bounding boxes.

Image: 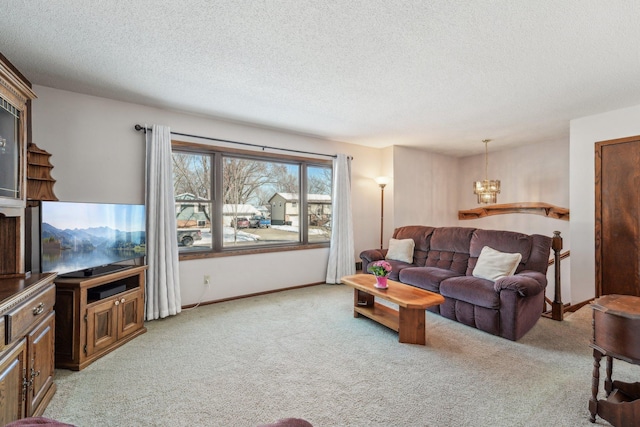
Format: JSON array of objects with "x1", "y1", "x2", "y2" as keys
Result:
[{"x1": 54, "y1": 265, "x2": 147, "y2": 371}]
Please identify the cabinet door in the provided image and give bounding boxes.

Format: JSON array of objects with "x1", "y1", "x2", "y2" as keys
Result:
[
  {"x1": 117, "y1": 289, "x2": 144, "y2": 340},
  {"x1": 0, "y1": 339, "x2": 27, "y2": 424},
  {"x1": 86, "y1": 298, "x2": 118, "y2": 356},
  {"x1": 26, "y1": 311, "x2": 55, "y2": 416}
]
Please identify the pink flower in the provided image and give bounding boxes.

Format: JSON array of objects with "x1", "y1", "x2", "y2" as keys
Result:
[{"x1": 368, "y1": 260, "x2": 392, "y2": 276}]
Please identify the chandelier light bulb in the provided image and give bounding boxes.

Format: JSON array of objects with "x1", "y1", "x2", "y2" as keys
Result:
[{"x1": 473, "y1": 139, "x2": 500, "y2": 204}]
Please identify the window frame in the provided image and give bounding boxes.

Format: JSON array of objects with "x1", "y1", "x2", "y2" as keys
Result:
[{"x1": 172, "y1": 139, "x2": 333, "y2": 260}]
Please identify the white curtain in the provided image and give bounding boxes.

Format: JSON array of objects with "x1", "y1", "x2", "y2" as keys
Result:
[
  {"x1": 326, "y1": 154, "x2": 355, "y2": 283},
  {"x1": 145, "y1": 124, "x2": 181, "y2": 320}
]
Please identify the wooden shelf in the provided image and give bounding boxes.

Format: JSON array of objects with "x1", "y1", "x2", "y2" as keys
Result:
[
  {"x1": 458, "y1": 202, "x2": 569, "y2": 221},
  {"x1": 354, "y1": 302, "x2": 400, "y2": 331},
  {"x1": 26, "y1": 143, "x2": 57, "y2": 201}
]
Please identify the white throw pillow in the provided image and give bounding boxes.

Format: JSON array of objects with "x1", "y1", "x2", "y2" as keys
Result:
[
  {"x1": 472, "y1": 246, "x2": 522, "y2": 281},
  {"x1": 386, "y1": 238, "x2": 415, "y2": 264}
]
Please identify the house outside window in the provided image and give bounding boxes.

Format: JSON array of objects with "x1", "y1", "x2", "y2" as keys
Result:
[{"x1": 172, "y1": 141, "x2": 332, "y2": 257}]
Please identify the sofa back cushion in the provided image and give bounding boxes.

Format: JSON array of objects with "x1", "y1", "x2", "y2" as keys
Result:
[
  {"x1": 392, "y1": 226, "x2": 435, "y2": 267},
  {"x1": 523, "y1": 234, "x2": 553, "y2": 274},
  {"x1": 467, "y1": 229, "x2": 536, "y2": 275},
  {"x1": 425, "y1": 227, "x2": 476, "y2": 274}
]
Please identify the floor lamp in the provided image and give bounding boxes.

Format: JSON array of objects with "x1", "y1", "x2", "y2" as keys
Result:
[{"x1": 375, "y1": 176, "x2": 390, "y2": 249}]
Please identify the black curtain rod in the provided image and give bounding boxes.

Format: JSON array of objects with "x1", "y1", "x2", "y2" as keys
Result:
[{"x1": 134, "y1": 124, "x2": 345, "y2": 159}]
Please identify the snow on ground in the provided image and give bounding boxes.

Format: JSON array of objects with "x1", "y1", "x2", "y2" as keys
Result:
[
  {"x1": 196, "y1": 229, "x2": 260, "y2": 245},
  {"x1": 186, "y1": 226, "x2": 327, "y2": 249},
  {"x1": 271, "y1": 225, "x2": 326, "y2": 235}
]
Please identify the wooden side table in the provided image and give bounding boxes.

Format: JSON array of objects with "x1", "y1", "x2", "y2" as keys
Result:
[{"x1": 589, "y1": 294, "x2": 640, "y2": 426}]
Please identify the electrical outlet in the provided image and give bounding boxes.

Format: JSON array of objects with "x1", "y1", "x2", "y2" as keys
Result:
[{"x1": 204, "y1": 275, "x2": 211, "y2": 286}]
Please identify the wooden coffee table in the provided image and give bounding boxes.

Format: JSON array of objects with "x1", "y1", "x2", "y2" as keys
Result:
[{"x1": 341, "y1": 274, "x2": 445, "y2": 345}]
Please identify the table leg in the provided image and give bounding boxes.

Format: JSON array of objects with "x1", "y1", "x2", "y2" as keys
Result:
[
  {"x1": 589, "y1": 348, "x2": 602, "y2": 423},
  {"x1": 398, "y1": 306, "x2": 426, "y2": 345},
  {"x1": 353, "y1": 289, "x2": 374, "y2": 318},
  {"x1": 604, "y1": 355, "x2": 613, "y2": 397}
]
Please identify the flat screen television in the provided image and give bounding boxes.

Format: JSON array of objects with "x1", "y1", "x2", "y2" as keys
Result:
[{"x1": 41, "y1": 201, "x2": 146, "y2": 278}]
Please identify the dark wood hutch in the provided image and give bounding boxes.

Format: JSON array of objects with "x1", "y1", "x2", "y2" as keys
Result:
[{"x1": 0, "y1": 53, "x2": 58, "y2": 424}]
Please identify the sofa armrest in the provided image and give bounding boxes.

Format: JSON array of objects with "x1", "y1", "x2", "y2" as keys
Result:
[
  {"x1": 359, "y1": 249, "x2": 387, "y2": 273},
  {"x1": 493, "y1": 271, "x2": 547, "y2": 297}
]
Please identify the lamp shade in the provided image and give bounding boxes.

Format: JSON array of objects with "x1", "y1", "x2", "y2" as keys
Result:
[{"x1": 375, "y1": 176, "x2": 391, "y2": 187}]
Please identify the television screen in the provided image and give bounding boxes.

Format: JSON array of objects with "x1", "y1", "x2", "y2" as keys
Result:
[{"x1": 41, "y1": 201, "x2": 146, "y2": 276}]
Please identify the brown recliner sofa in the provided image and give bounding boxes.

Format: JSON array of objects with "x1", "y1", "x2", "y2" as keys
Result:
[{"x1": 360, "y1": 225, "x2": 552, "y2": 341}]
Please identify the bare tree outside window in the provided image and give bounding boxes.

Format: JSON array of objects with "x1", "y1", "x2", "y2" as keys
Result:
[
  {"x1": 223, "y1": 156, "x2": 300, "y2": 247},
  {"x1": 172, "y1": 145, "x2": 332, "y2": 254},
  {"x1": 173, "y1": 152, "x2": 212, "y2": 251}
]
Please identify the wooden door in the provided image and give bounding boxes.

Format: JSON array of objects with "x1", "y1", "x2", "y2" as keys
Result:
[
  {"x1": 595, "y1": 136, "x2": 640, "y2": 297},
  {"x1": 117, "y1": 289, "x2": 144, "y2": 339},
  {"x1": 26, "y1": 312, "x2": 55, "y2": 416},
  {"x1": 0, "y1": 339, "x2": 27, "y2": 424},
  {"x1": 86, "y1": 298, "x2": 118, "y2": 356}
]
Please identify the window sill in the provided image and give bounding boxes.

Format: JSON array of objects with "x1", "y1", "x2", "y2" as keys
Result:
[{"x1": 178, "y1": 242, "x2": 330, "y2": 261}]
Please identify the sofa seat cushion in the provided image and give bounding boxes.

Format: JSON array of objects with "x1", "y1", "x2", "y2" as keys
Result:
[
  {"x1": 440, "y1": 276, "x2": 500, "y2": 309},
  {"x1": 399, "y1": 267, "x2": 462, "y2": 293}
]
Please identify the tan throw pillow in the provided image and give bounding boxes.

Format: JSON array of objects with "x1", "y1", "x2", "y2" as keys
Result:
[
  {"x1": 472, "y1": 246, "x2": 522, "y2": 281},
  {"x1": 385, "y1": 238, "x2": 415, "y2": 263}
]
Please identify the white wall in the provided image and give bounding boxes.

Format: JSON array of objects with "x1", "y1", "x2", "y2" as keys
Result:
[
  {"x1": 456, "y1": 139, "x2": 570, "y2": 237},
  {"x1": 569, "y1": 103, "x2": 640, "y2": 304},
  {"x1": 392, "y1": 146, "x2": 459, "y2": 227},
  {"x1": 31, "y1": 85, "x2": 384, "y2": 305},
  {"x1": 457, "y1": 139, "x2": 571, "y2": 303}
]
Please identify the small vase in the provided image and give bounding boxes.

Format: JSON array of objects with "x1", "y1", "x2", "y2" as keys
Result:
[{"x1": 374, "y1": 275, "x2": 388, "y2": 289}]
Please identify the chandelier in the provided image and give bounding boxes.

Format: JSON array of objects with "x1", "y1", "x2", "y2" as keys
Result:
[{"x1": 473, "y1": 139, "x2": 500, "y2": 204}]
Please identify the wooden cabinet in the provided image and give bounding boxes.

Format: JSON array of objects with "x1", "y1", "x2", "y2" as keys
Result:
[
  {"x1": 0, "y1": 273, "x2": 57, "y2": 425},
  {"x1": 0, "y1": 53, "x2": 37, "y2": 279},
  {"x1": 0, "y1": 54, "x2": 56, "y2": 424},
  {"x1": 54, "y1": 266, "x2": 147, "y2": 371}
]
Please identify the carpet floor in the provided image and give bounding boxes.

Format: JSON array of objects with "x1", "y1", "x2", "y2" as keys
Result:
[{"x1": 43, "y1": 284, "x2": 633, "y2": 426}]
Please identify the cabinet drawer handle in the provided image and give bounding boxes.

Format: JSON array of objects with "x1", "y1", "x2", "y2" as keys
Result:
[
  {"x1": 121, "y1": 298, "x2": 126, "y2": 304},
  {"x1": 33, "y1": 302, "x2": 44, "y2": 316},
  {"x1": 114, "y1": 300, "x2": 120, "y2": 306}
]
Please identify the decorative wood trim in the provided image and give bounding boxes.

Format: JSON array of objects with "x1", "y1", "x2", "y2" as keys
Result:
[
  {"x1": 0, "y1": 58, "x2": 36, "y2": 108},
  {"x1": 458, "y1": 202, "x2": 570, "y2": 221}
]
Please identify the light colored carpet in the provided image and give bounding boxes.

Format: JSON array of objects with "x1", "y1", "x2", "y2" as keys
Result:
[{"x1": 44, "y1": 284, "x2": 635, "y2": 426}]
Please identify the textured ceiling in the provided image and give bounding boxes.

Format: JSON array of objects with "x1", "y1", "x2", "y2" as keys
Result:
[{"x1": 2, "y1": 1, "x2": 640, "y2": 156}]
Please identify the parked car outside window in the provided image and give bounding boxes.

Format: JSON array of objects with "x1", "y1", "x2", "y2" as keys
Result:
[
  {"x1": 249, "y1": 215, "x2": 271, "y2": 228},
  {"x1": 177, "y1": 229, "x2": 203, "y2": 246},
  {"x1": 230, "y1": 217, "x2": 250, "y2": 228}
]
